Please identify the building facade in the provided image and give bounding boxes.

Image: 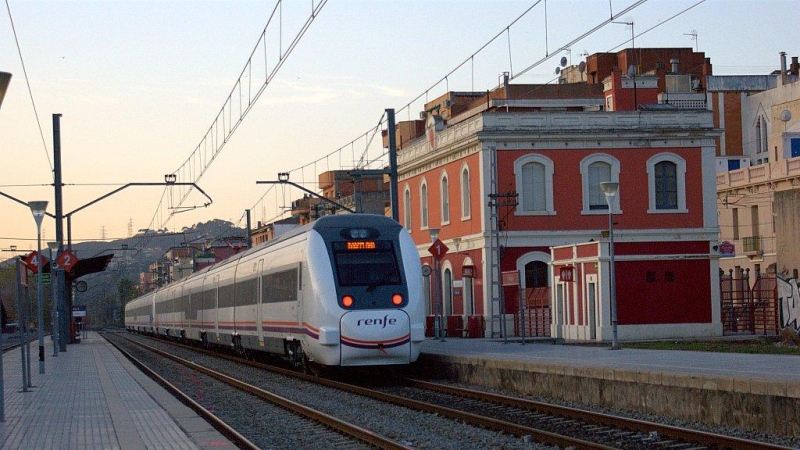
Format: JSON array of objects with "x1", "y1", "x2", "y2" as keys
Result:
[
  {"x1": 397, "y1": 103, "x2": 721, "y2": 341},
  {"x1": 713, "y1": 53, "x2": 800, "y2": 333}
]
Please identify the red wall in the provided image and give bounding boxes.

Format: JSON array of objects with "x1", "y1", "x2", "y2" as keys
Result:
[
  {"x1": 496, "y1": 147, "x2": 706, "y2": 232},
  {"x1": 617, "y1": 258, "x2": 712, "y2": 324}
]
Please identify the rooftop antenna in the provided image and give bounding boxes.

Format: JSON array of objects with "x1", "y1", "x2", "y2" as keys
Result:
[{"x1": 683, "y1": 29, "x2": 698, "y2": 51}]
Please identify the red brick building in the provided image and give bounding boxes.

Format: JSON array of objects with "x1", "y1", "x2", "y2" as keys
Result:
[{"x1": 393, "y1": 47, "x2": 722, "y2": 342}]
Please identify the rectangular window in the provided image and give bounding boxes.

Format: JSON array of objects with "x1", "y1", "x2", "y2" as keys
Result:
[
  {"x1": 655, "y1": 161, "x2": 678, "y2": 209},
  {"x1": 588, "y1": 163, "x2": 611, "y2": 210},
  {"x1": 332, "y1": 241, "x2": 401, "y2": 287},
  {"x1": 522, "y1": 163, "x2": 546, "y2": 211},
  {"x1": 235, "y1": 278, "x2": 259, "y2": 306},
  {"x1": 261, "y1": 268, "x2": 299, "y2": 303}
]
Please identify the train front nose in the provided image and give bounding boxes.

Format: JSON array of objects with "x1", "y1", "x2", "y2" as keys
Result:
[{"x1": 339, "y1": 310, "x2": 411, "y2": 366}]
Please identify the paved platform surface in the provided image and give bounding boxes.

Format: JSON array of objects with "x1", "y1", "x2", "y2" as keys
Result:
[
  {"x1": 0, "y1": 331, "x2": 236, "y2": 450},
  {"x1": 420, "y1": 337, "x2": 800, "y2": 383}
]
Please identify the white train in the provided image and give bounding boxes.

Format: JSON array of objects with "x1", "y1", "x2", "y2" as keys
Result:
[{"x1": 125, "y1": 214, "x2": 426, "y2": 369}]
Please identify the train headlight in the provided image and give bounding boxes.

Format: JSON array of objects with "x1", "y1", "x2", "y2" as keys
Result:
[
  {"x1": 391, "y1": 293, "x2": 403, "y2": 306},
  {"x1": 341, "y1": 295, "x2": 354, "y2": 308}
]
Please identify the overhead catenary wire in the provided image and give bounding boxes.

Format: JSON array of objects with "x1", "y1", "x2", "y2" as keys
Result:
[{"x1": 3, "y1": 0, "x2": 54, "y2": 176}]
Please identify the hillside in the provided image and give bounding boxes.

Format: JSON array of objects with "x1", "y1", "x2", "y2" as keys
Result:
[{"x1": 0, "y1": 219, "x2": 246, "y2": 329}]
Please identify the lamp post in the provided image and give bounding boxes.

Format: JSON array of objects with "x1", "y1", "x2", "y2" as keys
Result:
[
  {"x1": 47, "y1": 241, "x2": 60, "y2": 356},
  {"x1": 29, "y1": 200, "x2": 49, "y2": 373},
  {"x1": 0, "y1": 71, "x2": 11, "y2": 421},
  {"x1": 600, "y1": 182, "x2": 620, "y2": 350}
]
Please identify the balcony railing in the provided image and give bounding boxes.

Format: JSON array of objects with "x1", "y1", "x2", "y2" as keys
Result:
[{"x1": 742, "y1": 236, "x2": 762, "y2": 253}]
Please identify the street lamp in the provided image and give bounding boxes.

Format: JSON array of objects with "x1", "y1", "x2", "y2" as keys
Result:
[
  {"x1": 47, "y1": 241, "x2": 60, "y2": 357},
  {"x1": 0, "y1": 72, "x2": 11, "y2": 107},
  {"x1": 600, "y1": 182, "x2": 620, "y2": 350},
  {"x1": 29, "y1": 200, "x2": 48, "y2": 373},
  {"x1": 0, "y1": 71, "x2": 10, "y2": 422}
]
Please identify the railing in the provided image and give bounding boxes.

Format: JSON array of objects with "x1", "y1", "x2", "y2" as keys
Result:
[{"x1": 742, "y1": 236, "x2": 762, "y2": 253}]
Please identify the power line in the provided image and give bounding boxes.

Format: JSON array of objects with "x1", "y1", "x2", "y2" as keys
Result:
[
  {"x1": 154, "y1": 0, "x2": 330, "y2": 231},
  {"x1": 3, "y1": 0, "x2": 54, "y2": 176}
]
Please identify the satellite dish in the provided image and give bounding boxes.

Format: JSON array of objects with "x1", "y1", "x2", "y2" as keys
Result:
[
  {"x1": 578, "y1": 61, "x2": 586, "y2": 73},
  {"x1": 554, "y1": 67, "x2": 561, "y2": 75},
  {"x1": 779, "y1": 110, "x2": 792, "y2": 122},
  {"x1": 560, "y1": 56, "x2": 568, "y2": 67}
]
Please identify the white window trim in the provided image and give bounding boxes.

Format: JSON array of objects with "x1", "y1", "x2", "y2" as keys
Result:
[
  {"x1": 514, "y1": 154, "x2": 556, "y2": 216},
  {"x1": 516, "y1": 251, "x2": 551, "y2": 289},
  {"x1": 403, "y1": 184, "x2": 412, "y2": 232},
  {"x1": 646, "y1": 152, "x2": 688, "y2": 214},
  {"x1": 420, "y1": 178, "x2": 429, "y2": 230},
  {"x1": 440, "y1": 170, "x2": 450, "y2": 226},
  {"x1": 460, "y1": 163, "x2": 471, "y2": 221},
  {"x1": 580, "y1": 153, "x2": 621, "y2": 215}
]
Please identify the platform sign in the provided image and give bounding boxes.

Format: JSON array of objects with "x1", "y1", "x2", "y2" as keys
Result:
[
  {"x1": 428, "y1": 239, "x2": 449, "y2": 260},
  {"x1": 72, "y1": 306, "x2": 86, "y2": 318},
  {"x1": 23, "y1": 251, "x2": 48, "y2": 273},
  {"x1": 56, "y1": 249, "x2": 79, "y2": 271}
]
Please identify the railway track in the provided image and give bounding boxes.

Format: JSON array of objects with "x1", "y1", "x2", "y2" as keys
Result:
[
  {"x1": 105, "y1": 333, "x2": 410, "y2": 450},
  {"x1": 379, "y1": 379, "x2": 797, "y2": 450},
  {"x1": 111, "y1": 333, "x2": 796, "y2": 450}
]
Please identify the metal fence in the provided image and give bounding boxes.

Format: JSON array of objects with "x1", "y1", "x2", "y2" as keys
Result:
[
  {"x1": 720, "y1": 269, "x2": 780, "y2": 335},
  {"x1": 515, "y1": 287, "x2": 551, "y2": 338}
]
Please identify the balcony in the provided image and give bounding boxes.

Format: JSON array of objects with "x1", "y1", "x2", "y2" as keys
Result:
[{"x1": 742, "y1": 236, "x2": 762, "y2": 255}]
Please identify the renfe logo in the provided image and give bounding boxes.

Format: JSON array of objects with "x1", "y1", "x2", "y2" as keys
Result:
[{"x1": 357, "y1": 315, "x2": 397, "y2": 328}]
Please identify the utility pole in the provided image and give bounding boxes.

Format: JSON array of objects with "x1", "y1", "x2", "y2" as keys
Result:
[
  {"x1": 386, "y1": 108, "x2": 399, "y2": 222},
  {"x1": 53, "y1": 114, "x2": 68, "y2": 350}
]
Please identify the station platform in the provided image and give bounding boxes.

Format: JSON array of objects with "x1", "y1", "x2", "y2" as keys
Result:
[
  {"x1": 417, "y1": 337, "x2": 800, "y2": 438},
  {"x1": 0, "y1": 331, "x2": 235, "y2": 450}
]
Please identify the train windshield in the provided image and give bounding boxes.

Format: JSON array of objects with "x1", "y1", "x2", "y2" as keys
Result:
[{"x1": 332, "y1": 241, "x2": 402, "y2": 287}]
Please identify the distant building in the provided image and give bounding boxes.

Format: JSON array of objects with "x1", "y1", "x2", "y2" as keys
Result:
[
  {"x1": 714, "y1": 53, "x2": 800, "y2": 285},
  {"x1": 251, "y1": 216, "x2": 302, "y2": 246}
]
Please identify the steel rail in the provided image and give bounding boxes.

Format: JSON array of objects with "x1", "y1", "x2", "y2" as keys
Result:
[
  {"x1": 105, "y1": 335, "x2": 258, "y2": 450},
  {"x1": 131, "y1": 335, "x2": 618, "y2": 449},
  {"x1": 407, "y1": 378, "x2": 796, "y2": 450},
  {"x1": 118, "y1": 335, "x2": 412, "y2": 450}
]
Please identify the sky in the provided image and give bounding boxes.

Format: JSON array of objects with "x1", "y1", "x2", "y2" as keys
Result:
[{"x1": 1, "y1": 0, "x2": 798, "y2": 258}]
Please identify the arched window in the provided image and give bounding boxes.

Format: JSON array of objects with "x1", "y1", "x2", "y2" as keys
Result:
[
  {"x1": 514, "y1": 154, "x2": 555, "y2": 215},
  {"x1": 420, "y1": 179, "x2": 429, "y2": 229},
  {"x1": 440, "y1": 172, "x2": 450, "y2": 224},
  {"x1": 403, "y1": 185, "x2": 411, "y2": 231},
  {"x1": 654, "y1": 161, "x2": 678, "y2": 209},
  {"x1": 580, "y1": 154, "x2": 621, "y2": 214},
  {"x1": 460, "y1": 164, "x2": 471, "y2": 220},
  {"x1": 646, "y1": 153, "x2": 687, "y2": 213}
]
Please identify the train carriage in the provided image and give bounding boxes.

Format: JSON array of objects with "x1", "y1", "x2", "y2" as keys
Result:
[{"x1": 125, "y1": 214, "x2": 425, "y2": 369}]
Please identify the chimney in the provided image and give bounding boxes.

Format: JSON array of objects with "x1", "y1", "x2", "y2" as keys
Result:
[
  {"x1": 791, "y1": 56, "x2": 799, "y2": 76},
  {"x1": 670, "y1": 58, "x2": 679, "y2": 73},
  {"x1": 780, "y1": 52, "x2": 787, "y2": 84}
]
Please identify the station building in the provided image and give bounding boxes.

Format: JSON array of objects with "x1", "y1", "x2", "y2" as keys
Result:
[{"x1": 391, "y1": 47, "x2": 723, "y2": 342}]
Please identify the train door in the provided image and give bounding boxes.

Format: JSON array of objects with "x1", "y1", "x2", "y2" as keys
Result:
[
  {"x1": 257, "y1": 259, "x2": 264, "y2": 341},
  {"x1": 213, "y1": 274, "x2": 220, "y2": 342}
]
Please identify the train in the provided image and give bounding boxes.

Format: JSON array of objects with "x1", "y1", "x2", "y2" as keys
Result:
[{"x1": 124, "y1": 214, "x2": 426, "y2": 370}]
